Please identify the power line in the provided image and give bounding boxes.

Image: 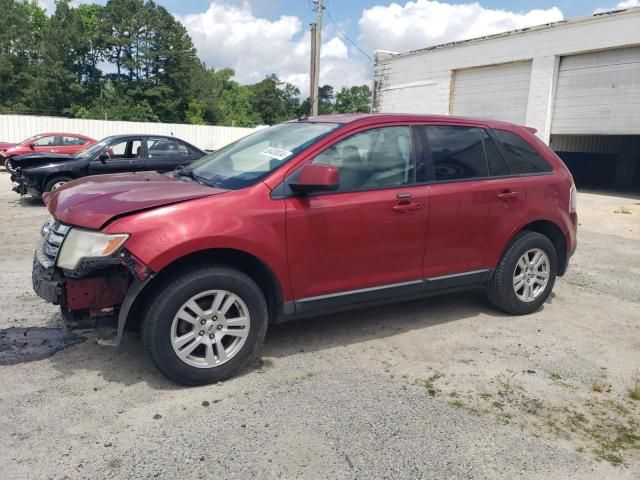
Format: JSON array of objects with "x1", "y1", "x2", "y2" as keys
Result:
[{"x1": 325, "y1": 2, "x2": 373, "y2": 62}]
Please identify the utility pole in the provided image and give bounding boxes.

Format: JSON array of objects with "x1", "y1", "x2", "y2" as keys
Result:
[
  {"x1": 309, "y1": 22, "x2": 317, "y2": 117},
  {"x1": 310, "y1": 0, "x2": 323, "y2": 116}
]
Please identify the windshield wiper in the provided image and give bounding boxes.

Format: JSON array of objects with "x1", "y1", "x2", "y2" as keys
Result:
[{"x1": 174, "y1": 167, "x2": 215, "y2": 187}]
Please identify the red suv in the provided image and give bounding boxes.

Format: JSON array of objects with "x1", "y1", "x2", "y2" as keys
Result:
[
  {"x1": 32, "y1": 114, "x2": 577, "y2": 385},
  {"x1": 3, "y1": 133, "x2": 95, "y2": 172}
]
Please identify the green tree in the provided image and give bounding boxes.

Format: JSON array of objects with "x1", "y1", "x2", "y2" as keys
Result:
[
  {"x1": 335, "y1": 85, "x2": 371, "y2": 113},
  {"x1": 250, "y1": 74, "x2": 301, "y2": 125}
]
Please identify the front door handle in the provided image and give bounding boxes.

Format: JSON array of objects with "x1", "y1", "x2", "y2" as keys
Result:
[
  {"x1": 392, "y1": 201, "x2": 422, "y2": 213},
  {"x1": 497, "y1": 191, "x2": 520, "y2": 200}
]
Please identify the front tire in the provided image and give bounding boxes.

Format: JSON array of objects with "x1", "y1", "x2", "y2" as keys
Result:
[
  {"x1": 486, "y1": 231, "x2": 557, "y2": 315},
  {"x1": 44, "y1": 175, "x2": 72, "y2": 193},
  {"x1": 4, "y1": 157, "x2": 15, "y2": 173},
  {"x1": 142, "y1": 266, "x2": 268, "y2": 386}
]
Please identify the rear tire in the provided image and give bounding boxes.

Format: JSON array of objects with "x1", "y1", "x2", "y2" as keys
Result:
[
  {"x1": 142, "y1": 266, "x2": 268, "y2": 386},
  {"x1": 44, "y1": 175, "x2": 72, "y2": 193},
  {"x1": 485, "y1": 231, "x2": 557, "y2": 315}
]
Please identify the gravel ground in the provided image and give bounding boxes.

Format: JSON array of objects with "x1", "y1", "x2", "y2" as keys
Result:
[{"x1": 0, "y1": 171, "x2": 638, "y2": 479}]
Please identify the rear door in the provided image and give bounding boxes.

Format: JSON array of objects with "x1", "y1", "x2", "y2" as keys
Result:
[
  {"x1": 145, "y1": 138, "x2": 196, "y2": 171},
  {"x1": 421, "y1": 125, "x2": 527, "y2": 278},
  {"x1": 285, "y1": 125, "x2": 429, "y2": 302}
]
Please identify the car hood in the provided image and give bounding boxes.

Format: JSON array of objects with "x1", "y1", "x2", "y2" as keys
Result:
[
  {"x1": 11, "y1": 152, "x2": 74, "y2": 168},
  {"x1": 45, "y1": 171, "x2": 227, "y2": 229}
]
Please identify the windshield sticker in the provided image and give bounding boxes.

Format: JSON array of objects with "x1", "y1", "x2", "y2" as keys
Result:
[{"x1": 259, "y1": 147, "x2": 292, "y2": 160}]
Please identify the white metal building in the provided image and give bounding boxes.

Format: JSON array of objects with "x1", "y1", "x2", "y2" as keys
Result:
[{"x1": 373, "y1": 7, "x2": 640, "y2": 190}]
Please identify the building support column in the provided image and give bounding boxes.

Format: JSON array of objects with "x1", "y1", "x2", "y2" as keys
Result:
[{"x1": 524, "y1": 56, "x2": 559, "y2": 145}]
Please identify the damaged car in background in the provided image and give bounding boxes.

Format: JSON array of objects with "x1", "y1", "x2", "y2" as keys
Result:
[{"x1": 12, "y1": 134, "x2": 205, "y2": 198}]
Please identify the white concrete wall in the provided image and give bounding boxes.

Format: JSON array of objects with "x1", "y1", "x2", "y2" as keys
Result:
[
  {"x1": 0, "y1": 115, "x2": 257, "y2": 151},
  {"x1": 373, "y1": 8, "x2": 640, "y2": 143}
]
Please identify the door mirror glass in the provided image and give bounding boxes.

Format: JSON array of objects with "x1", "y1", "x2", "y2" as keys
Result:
[{"x1": 290, "y1": 164, "x2": 340, "y2": 193}]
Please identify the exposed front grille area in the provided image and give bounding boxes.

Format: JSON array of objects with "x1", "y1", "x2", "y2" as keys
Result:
[{"x1": 37, "y1": 221, "x2": 70, "y2": 268}]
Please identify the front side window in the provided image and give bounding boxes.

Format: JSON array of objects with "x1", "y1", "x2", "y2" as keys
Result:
[
  {"x1": 494, "y1": 130, "x2": 552, "y2": 174},
  {"x1": 425, "y1": 126, "x2": 488, "y2": 181},
  {"x1": 107, "y1": 139, "x2": 143, "y2": 159},
  {"x1": 311, "y1": 126, "x2": 414, "y2": 192},
  {"x1": 184, "y1": 122, "x2": 341, "y2": 190},
  {"x1": 33, "y1": 136, "x2": 59, "y2": 147}
]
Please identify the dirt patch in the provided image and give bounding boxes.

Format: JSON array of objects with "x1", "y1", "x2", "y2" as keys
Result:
[{"x1": 0, "y1": 327, "x2": 85, "y2": 365}]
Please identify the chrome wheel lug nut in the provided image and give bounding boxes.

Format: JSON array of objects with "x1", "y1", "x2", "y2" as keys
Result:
[
  {"x1": 213, "y1": 316, "x2": 218, "y2": 321},
  {"x1": 200, "y1": 319, "x2": 206, "y2": 325},
  {"x1": 199, "y1": 330, "x2": 205, "y2": 336},
  {"x1": 209, "y1": 334, "x2": 214, "y2": 339},
  {"x1": 217, "y1": 325, "x2": 222, "y2": 330}
]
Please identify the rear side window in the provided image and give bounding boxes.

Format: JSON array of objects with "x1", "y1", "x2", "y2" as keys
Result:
[
  {"x1": 494, "y1": 130, "x2": 552, "y2": 174},
  {"x1": 482, "y1": 130, "x2": 509, "y2": 177},
  {"x1": 425, "y1": 126, "x2": 488, "y2": 181}
]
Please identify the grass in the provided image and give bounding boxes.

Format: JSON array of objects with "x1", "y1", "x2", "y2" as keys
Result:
[
  {"x1": 628, "y1": 371, "x2": 640, "y2": 401},
  {"x1": 613, "y1": 206, "x2": 632, "y2": 214},
  {"x1": 591, "y1": 380, "x2": 610, "y2": 393},
  {"x1": 419, "y1": 372, "x2": 445, "y2": 397}
]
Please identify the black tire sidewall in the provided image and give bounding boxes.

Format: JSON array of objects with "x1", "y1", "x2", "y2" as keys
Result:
[
  {"x1": 143, "y1": 267, "x2": 268, "y2": 386},
  {"x1": 44, "y1": 176, "x2": 72, "y2": 193},
  {"x1": 494, "y1": 232, "x2": 558, "y2": 315}
]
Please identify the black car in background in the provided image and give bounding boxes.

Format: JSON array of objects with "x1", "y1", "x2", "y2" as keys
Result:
[{"x1": 11, "y1": 134, "x2": 206, "y2": 198}]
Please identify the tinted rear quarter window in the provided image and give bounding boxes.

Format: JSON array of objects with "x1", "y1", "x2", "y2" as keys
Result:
[
  {"x1": 494, "y1": 130, "x2": 552, "y2": 174},
  {"x1": 425, "y1": 126, "x2": 488, "y2": 181},
  {"x1": 482, "y1": 130, "x2": 509, "y2": 177}
]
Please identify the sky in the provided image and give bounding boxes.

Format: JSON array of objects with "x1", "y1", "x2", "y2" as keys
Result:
[{"x1": 43, "y1": 0, "x2": 640, "y2": 93}]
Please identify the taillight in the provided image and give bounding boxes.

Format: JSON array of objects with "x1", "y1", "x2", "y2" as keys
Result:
[{"x1": 569, "y1": 184, "x2": 577, "y2": 213}]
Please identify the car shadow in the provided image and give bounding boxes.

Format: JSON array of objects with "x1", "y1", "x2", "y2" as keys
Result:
[
  {"x1": 15, "y1": 197, "x2": 43, "y2": 207},
  {"x1": 45, "y1": 289, "x2": 547, "y2": 389},
  {"x1": 263, "y1": 289, "x2": 507, "y2": 358}
]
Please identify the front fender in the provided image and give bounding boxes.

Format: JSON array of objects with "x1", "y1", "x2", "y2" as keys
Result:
[{"x1": 103, "y1": 185, "x2": 292, "y2": 299}]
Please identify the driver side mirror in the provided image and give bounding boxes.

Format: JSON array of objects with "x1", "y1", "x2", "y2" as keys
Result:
[
  {"x1": 98, "y1": 152, "x2": 109, "y2": 163},
  {"x1": 290, "y1": 164, "x2": 340, "y2": 194}
]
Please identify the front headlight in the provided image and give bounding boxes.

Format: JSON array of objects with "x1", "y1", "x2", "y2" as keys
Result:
[{"x1": 57, "y1": 228, "x2": 129, "y2": 270}]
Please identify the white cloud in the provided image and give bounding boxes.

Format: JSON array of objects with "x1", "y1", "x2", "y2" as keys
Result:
[
  {"x1": 178, "y1": 1, "x2": 369, "y2": 94},
  {"x1": 594, "y1": 0, "x2": 640, "y2": 13},
  {"x1": 358, "y1": 0, "x2": 564, "y2": 54}
]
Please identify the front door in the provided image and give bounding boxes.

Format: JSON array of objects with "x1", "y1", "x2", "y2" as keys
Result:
[
  {"x1": 420, "y1": 125, "x2": 527, "y2": 278},
  {"x1": 285, "y1": 125, "x2": 428, "y2": 301},
  {"x1": 89, "y1": 138, "x2": 145, "y2": 175}
]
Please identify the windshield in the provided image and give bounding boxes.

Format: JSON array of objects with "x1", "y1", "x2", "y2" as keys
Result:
[
  {"x1": 182, "y1": 122, "x2": 341, "y2": 190},
  {"x1": 74, "y1": 137, "x2": 113, "y2": 159}
]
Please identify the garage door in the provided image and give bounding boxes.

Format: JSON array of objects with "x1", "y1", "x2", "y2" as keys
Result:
[
  {"x1": 552, "y1": 47, "x2": 640, "y2": 135},
  {"x1": 451, "y1": 61, "x2": 532, "y2": 124}
]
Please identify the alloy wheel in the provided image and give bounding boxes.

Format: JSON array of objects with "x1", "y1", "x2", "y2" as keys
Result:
[
  {"x1": 170, "y1": 289, "x2": 250, "y2": 368},
  {"x1": 513, "y1": 248, "x2": 550, "y2": 303}
]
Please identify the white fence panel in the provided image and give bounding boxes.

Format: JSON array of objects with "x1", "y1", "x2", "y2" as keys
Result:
[{"x1": 0, "y1": 115, "x2": 257, "y2": 151}]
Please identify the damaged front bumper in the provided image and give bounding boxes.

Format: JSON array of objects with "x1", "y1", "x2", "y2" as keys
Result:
[{"x1": 32, "y1": 221, "x2": 153, "y2": 346}]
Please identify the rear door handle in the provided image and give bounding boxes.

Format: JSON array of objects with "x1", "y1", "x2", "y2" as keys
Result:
[
  {"x1": 393, "y1": 202, "x2": 422, "y2": 213},
  {"x1": 497, "y1": 191, "x2": 520, "y2": 200}
]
